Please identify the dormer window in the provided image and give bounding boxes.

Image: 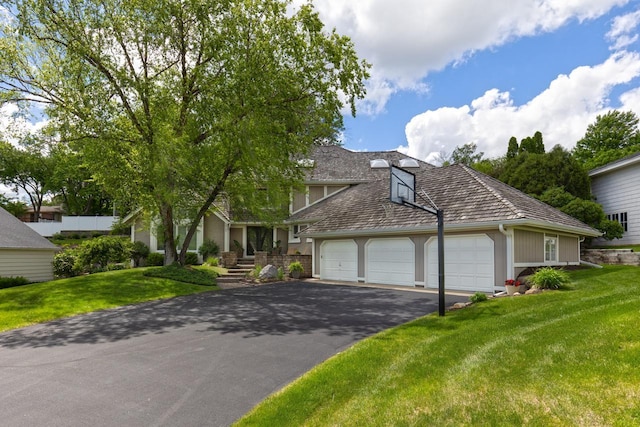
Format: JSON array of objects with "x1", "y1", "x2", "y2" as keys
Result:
[
  {"x1": 399, "y1": 158, "x2": 419, "y2": 168},
  {"x1": 370, "y1": 159, "x2": 390, "y2": 168}
]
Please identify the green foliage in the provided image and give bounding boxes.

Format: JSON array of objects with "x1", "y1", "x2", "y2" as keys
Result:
[
  {"x1": 0, "y1": 276, "x2": 29, "y2": 289},
  {"x1": 146, "y1": 252, "x2": 164, "y2": 267},
  {"x1": 205, "y1": 257, "x2": 219, "y2": 267},
  {"x1": 450, "y1": 142, "x2": 483, "y2": 166},
  {"x1": 143, "y1": 264, "x2": 217, "y2": 286},
  {"x1": 277, "y1": 267, "x2": 285, "y2": 281},
  {"x1": 597, "y1": 219, "x2": 625, "y2": 241},
  {"x1": 53, "y1": 250, "x2": 80, "y2": 278},
  {"x1": 249, "y1": 264, "x2": 263, "y2": 279},
  {"x1": 519, "y1": 131, "x2": 545, "y2": 154},
  {"x1": 537, "y1": 186, "x2": 576, "y2": 208},
  {"x1": 131, "y1": 241, "x2": 150, "y2": 267},
  {"x1": 574, "y1": 110, "x2": 640, "y2": 168},
  {"x1": 469, "y1": 292, "x2": 488, "y2": 303},
  {"x1": 0, "y1": 0, "x2": 369, "y2": 265},
  {"x1": 184, "y1": 252, "x2": 199, "y2": 265},
  {"x1": 506, "y1": 136, "x2": 519, "y2": 159},
  {"x1": 0, "y1": 194, "x2": 28, "y2": 218},
  {"x1": 198, "y1": 239, "x2": 220, "y2": 260},
  {"x1": 288, "y1": 261, "x2": 304, "y2": 274},
  {"x1": 76, "y1": 236, "x2": 133, "y2": 270},
  {"x1": 529, "y1": 267, "x2": 570, "y2": 289}
]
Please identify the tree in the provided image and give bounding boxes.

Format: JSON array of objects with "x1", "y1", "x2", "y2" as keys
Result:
[
  {"x1": 499, "y1": 145, "x2": 590, "y2": 199},
  {"x1": 574, "y1": 110, "x2": 640, "y2": 169},
  {"x1": 0, "y1": 136, "x2": 53, "y2": 221},
  {"x1": 0, "y1": 0, "x2": 369, "y2": 264},
  {"x1": 450, "y1": 142, "x2": 484, "y2": 166},
  {"x1": 506, "y1": 136, "x2": 519, "y2": 159},
  {"x1": 0, "y1": 193, "x2": 28, "y2": 217},
  {"x1": 519, "y1": 131, "x2": 545, "y2": 154}
]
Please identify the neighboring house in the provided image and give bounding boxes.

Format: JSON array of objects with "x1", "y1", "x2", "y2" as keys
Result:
[
  {"x1": 129, "y1": 145, "x2": 600, "y2": 293},
  {"x1": 589, "y1": 152, "x2": 640, "y2": 246},
  {"x1": 0, "y1": 207, "x2": 58, "y2": 282},
  {"x1": 19, "y1": 205, "x2": 64, "y2": 223}
]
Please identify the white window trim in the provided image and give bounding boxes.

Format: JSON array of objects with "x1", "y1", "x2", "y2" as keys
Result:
[
  {"x1": 288, "y1": 224, "x2": 309, "y2": 243},
  {"x1": 149, "y1": 218, "x2": 204, "y2": 256},
  {"x1": 544, "y1": 234, "x2": 558, "y2": 264}
]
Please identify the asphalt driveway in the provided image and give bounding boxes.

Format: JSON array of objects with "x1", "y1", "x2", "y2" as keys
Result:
[{"x1": 0, "y1": 282, "x2": 466, "y2": 426}]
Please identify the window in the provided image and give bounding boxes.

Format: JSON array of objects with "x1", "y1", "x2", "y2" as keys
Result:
[
  {"x1": 621, "y1": 212, "x2": 628, "y2": 232},
  {"x1": 154, "y1": 223, "x2": 198, "y2": 251},
  {"x1": 606, "y1": 212, "x2": 628, "y2": 233},
  {"x1": 544, "y1": 235, "x2": 557, "y2": 263},
  {"x1": 289, "y1": 224, "x2": 309, "y2": 243}
]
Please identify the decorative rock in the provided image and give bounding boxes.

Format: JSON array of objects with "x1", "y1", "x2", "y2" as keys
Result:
[
  {"x1": 450, "y1": 302, "x2": 471, "y2": 310},
  {"x1": 525, "y1": 288, "x2": 543, "y2": 295},
  {"x1": 258, "y1": 264, "x2": 279, "y2": 280}
]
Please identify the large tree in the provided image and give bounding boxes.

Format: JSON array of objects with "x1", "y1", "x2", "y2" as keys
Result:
[
  {"x1": 450, "y1": 142, "x2": 484, "y2": 166},
  {"x1": 574, "y1": 110, "x2": 640, "y2": 170},
  {"x1": 0, "y1": 0, "x2": 369, "y2": 264}
]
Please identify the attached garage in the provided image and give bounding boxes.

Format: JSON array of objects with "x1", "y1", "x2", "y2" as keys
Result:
[
  {"x1": 366, "y1": 238, "x2": 415, "y2": 286},
  {"x1": 320, "y1": 240, "x2": 358, "y2": 282},
  {"x1": 426, "y1": 235, "x2": 494, "y2": 292}
]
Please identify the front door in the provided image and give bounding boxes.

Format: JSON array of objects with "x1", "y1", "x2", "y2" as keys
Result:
[{"x1": 247, "y1": 227, "x2": 273, "y2": 256}]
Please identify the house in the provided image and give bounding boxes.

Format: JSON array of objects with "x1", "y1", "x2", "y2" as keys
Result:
[
  {"x1": 19, "y1": 205, "x2": 64, "y2": 223},
  {"x1": 0, "y1": 207, "x2": 58, "y2": 282},
  {"x1": 589, "y1": 152, "x2": 640, "y2": 246},
  {"x1": 129, "y1": 145, "x2": 600, "y2": 293}
]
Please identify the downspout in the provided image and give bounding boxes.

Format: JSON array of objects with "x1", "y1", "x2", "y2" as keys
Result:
[
  {"x1": 578, "y1": 236, "x2": 603, "y2": 269},
  {"x1": 499, "y1": 224, "x2": 514, "y2": 280}
]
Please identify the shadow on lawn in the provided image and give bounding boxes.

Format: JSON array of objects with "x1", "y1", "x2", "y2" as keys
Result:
[{"x1": 0, "y1": 282, "x2": 467, "y2": 349}]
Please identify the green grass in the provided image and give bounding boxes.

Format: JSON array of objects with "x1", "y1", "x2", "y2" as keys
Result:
[
  {"x1": 236, "y1": 265, "x2": 640, "y2": 426},
  {"x1": 0, "y1": 268, "x2": 216, "y2": 333},
  {"x1": 143, "y1": 264, "x2": 219, "y2": 285}
]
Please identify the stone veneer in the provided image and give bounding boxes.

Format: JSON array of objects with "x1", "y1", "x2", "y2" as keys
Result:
[
  {"x1": 581, "y1": 249, "x2": 640, "y2": 266},
  {"x1": 254, "y1": 252, "x2": 312, "y2": 278}
]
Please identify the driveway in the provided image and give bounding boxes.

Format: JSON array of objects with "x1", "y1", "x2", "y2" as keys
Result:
[{"x1": 0, "y1": 282, "x2": 466, "y2": 427}]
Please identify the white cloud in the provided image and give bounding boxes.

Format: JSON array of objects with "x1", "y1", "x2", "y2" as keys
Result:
[
  {"x1": 607, "y1": 8, "x2": 640, "y2": 50},
  {"x1": 298, "y1": 0, "x2": 629, "y2": 113},
  {"x1": 401, "y1": 50, "x2": 640, "y2": 162}
]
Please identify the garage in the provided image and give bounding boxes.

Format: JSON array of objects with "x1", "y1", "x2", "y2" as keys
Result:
[
  {"x1": 426, "y1": 235, "x2": 494, "y2": 292},
  {"x1": 320, "y1": 240, "x2": 358, "y2": 282},
  {"x1": 366, "y1": 238, "x2": 415, "y2": 286}
]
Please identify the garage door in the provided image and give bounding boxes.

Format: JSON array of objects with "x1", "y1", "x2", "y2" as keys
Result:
[
  {"x1": 426, "y1": 235, "x2": 494, "y2": 292},
  {"x1": 366, "y1": 238, "x2": 415, "y2": 286},
  {"x1": 320, "y1": 240, "x2": 358, "y2": 282}
]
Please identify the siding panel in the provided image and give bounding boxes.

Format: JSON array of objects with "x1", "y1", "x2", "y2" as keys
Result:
[
  {"x1": 514, "y1": 229, "x2": 544, "y2": 263},
  {"x1": 559, "y1": 235, "x2": 579, "y2": 263},
  {"x1": 0, "y1": 249, "x2": 54, "y2": 282}
]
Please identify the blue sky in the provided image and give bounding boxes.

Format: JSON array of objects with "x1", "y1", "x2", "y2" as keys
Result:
[{"x1": 304, "y1": 0, "x2": 640, "y2": 163}]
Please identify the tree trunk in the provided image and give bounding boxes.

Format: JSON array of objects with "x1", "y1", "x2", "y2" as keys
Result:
[{"x1": 159, "y1": 203, "x2": 178, "y2": 265}]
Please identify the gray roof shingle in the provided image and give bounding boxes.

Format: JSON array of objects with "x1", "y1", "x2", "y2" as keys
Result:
[
  {"x1": 0, "y1": 207, "x2": 58, "y2": 250},
  {"x1": 290, "y1": 164, "x2": 599, "y2": 236}
]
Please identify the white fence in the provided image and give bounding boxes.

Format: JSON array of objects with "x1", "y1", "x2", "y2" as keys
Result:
[{"x1": 26, "y1": 216, "x2": 119, "y2": 237}]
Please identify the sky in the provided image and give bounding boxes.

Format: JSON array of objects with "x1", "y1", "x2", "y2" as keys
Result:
[{"x1": 297, "y1": 0, "x2": 640, "y2": 164}]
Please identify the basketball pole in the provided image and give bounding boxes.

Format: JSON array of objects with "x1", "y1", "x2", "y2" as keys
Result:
[{"x1": 437, "y1": 208, "x2": 445, "y2": 316}]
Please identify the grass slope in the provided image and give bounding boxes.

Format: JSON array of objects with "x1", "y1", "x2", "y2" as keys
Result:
[
  {"x1": 236, "y1": 265, "x2": 640, "y2": 426},
  {"x1": 0, "y1": 268, "x2": 215, "y2": 333}
]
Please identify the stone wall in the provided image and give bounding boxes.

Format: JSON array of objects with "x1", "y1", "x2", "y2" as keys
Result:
[
  {"x1": 254, "y1": 251, "x2": 312, "y2": 278},
  {"x1": 221, "y1": 251, "x2": 237, "y2": 268},
  {"x1": 582, "y1": 249, "x2": 640, "y2": 266}
]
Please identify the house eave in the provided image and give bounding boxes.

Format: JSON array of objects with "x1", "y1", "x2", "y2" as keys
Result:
[
  {"x1": 300, "y1": 218, "x2": 601, "y2": 239},
  {"x1": 589, "y1": 153, "x2": 640, "y2": 177}
]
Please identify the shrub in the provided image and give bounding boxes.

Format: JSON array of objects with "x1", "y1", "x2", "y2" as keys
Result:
[
  {"x1": 205, "y1": 257, "x2": 219, "y2": 267},
  {"x1": 288, "y1": 261, "x2": 304, "y2": 273},
  {"x1": 185, "y1": 252, "x2": 199, "y2": 265},
  {"x1": 131, "y1": 241, "x2": 150, "y2": 267},
  {"x1": 198, "y1": 239, "x2": 220, "y2": 260},
  {"x1": 470, "y1": 292, "x2": 488, "y2": 303},
  {"x1": 143, "y1": 264, "x2": 217, "y2": 286},
  {"x1": 0, "y1": 276, "x2": 29, "y2": 289},
  {"x1": 277, "y1": 267, "x2": 284, "y2": 281},
  {"x1": 529, "y1": 267, "x2": 570, "y2": 289},
  {"x1": 76, "y1": 236, "x2": 133, "y2": 271},
  {"x1": 249, "y1": 264, "x2": 263, "y2": 279},
  {"x1": 146, "y1": 252, "x2": 164, "y2": 266},
  {"x1": 53, "y1": 250, "x2": 80, "y2": 278}
]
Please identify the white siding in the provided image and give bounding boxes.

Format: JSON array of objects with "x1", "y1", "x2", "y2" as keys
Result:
[
  {"x1": 591, "y1": 165, "x2": 640, "y2": 245},
  {"x1": 0, "y1": 249, "x2": 55, "y2": 282}
]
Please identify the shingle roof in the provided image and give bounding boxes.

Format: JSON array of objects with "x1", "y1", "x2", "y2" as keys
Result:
[
  {"x1": 290, "y1": 164, "x2": 600, "y2": 237},
  {"x1": 0, "y1": 207, "x2": 58, "y2": 250},
  {"x1": 301, "y1": 145, "x2": 433, "y2": 183}
]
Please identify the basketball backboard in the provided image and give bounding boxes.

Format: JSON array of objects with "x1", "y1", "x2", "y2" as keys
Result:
[{"x1": 390, "y1": 165, "x2": 415, "y2": 204}]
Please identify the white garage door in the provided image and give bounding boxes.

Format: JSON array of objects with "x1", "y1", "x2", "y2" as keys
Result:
[
  {"x1": 320, "y1": 240, "x2": 358, "y2": 282},
  {"x1": 366, "y1": 238, "x2": 415, "y2": 286},
  {"x1": 426, "y1": 235, "x2": 494, "y2": 292}
]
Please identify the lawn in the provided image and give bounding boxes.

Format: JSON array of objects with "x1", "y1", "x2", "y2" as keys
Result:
[
  {"x1": 236, "y1": 265, "x2": 640, "y2": 426},
  {"x1": 0, "y1": 268, "x2": 216, "y2": 333}
]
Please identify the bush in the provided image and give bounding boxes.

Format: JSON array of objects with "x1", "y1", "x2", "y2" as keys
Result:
[
  {"x1": 277, "y1": 267, "x2": 284, "y2": 281},
  {"x1": 205, "y1": 257, "x2": 219, "y2": 267},
  {"x1": 146, "y1": 252, "x2": 164, "y2": 266},
  {"x1": 198, "y1": 239, "x2": 220, "y2": 260},
  {"x1": 529, "y1": 267, "x2": 570, "y2": 290},
  {"x1": 143, "y1": 264, "x2": 217, "y2": 286},
  {"x1": 0, "y1": 276, "x2": 29, "y2": 289},
  {"x1": 53, "y1": 250, "x2": 80, "y2": 278},
  {"x1": 185, "y1": 252, "x2": 199, "y2": 265},
  {"x1": 131, "y1": 241, "x2": 150, "y2": 267},
  {"x1": 288, "y1": 261, "x2": 304, "y2": 273},
  {"x1": 76, "y1": 236, "x2": 133, "y2": 271},
  {"x1": 470, "y1": 292, "x2": 488, "y2": 303}
]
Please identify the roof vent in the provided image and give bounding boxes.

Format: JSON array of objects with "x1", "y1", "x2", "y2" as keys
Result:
[
  {"x1": 399, "y1": 158, "x2": 419, "y2": 168},
  {"x1": 370, "y1": 159, "x2": 390, "y2": 168}
]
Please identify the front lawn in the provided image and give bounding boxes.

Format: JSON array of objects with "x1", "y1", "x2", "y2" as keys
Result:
[
  {"x1": 236, "y1": 265, "x2": 640, "y2": 426},
  {"x1": 0, "y1": 268, "x2": 216, "y2": 333}
]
